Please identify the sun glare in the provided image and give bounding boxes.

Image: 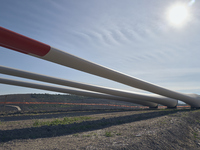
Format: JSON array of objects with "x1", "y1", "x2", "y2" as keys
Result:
[{"x1": 167, "y1": 3, "x2": 190, "y2": 27}]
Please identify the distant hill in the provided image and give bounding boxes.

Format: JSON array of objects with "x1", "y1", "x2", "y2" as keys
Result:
[
  {"x1": 0, "y1": 93, "x2": 142, "y2": 112},
  {"x1": 0, "y1": 93, "x2": 188, "y2": 113},
  {"x1": 0, "y1": 93, "x2": 142, "y2": 105}
]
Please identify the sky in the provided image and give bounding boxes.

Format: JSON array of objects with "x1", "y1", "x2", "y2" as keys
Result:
[{"x1": 0, "y1": 0, "x2": 200, "y2": 97}]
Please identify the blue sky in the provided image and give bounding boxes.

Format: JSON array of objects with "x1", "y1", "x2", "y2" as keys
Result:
[{"x1": 0, "y1": 0, "x2": 200, "y2": 96}]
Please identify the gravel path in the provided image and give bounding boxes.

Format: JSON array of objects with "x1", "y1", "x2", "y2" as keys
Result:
[{"x1": 0, "y1": 109, "x2": 200, "y2": 150}]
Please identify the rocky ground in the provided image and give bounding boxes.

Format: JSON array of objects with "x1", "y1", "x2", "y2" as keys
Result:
[{"x1": 0, "y1": 108, "x2": 200, "y2": 150}]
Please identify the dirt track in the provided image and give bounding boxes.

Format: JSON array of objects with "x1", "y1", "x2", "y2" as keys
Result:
[{"x1": 0, "y1": 109, "x2": 200, "y2": 150}]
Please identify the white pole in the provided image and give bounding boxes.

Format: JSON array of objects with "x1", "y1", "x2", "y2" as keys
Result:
[
  {"x1": 0, "y1": 27, "x2": 200, "y2": 107},
  {"x1": 0, "y1": 77, "x2": 157, "y2": 107},
  {"x1": 0, "y1": 65, "x2": 177, "y2": 107}
]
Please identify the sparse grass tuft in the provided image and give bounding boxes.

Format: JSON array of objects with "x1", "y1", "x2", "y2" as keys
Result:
[
  {"x1": 33, "y1": 116, "x2": 92, "y2": 127},
  {"x1": 195, "y1": 120, "x2": 200, "y2": 123},
  {"x1": 116, "y1": 133, "x2": 121, "y2": 136},
  {"x1": 73, "y1": 133, "x2": 79, "y2": 137},
  {"x1": 105, "y1": 131, "x2": 113, "y2": 137},
  {"x1": 33, "y1": 120, "x2": 40, "y2": 127},
  {"x1": 193, "y1": 132, "x2": 199, "y2": 139},
  {"x1": 93, "y1": 133, "x2": 98, "y2": 136}
]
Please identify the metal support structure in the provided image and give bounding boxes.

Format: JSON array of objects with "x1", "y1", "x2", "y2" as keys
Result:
[
  {"x1": 0, "y1": 65, "x2": 177, "y2": 107},
  {"x1": 0, "y1": 27, "x2": 200, "y2": 107},
  {"x1": 0, "y1": 77, "x2": 158, "y2": 108}
]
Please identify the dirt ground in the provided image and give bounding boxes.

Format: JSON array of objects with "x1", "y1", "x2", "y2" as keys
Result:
[{"x1": 0, "y1": 108, "x2": 200, "y2": 150}]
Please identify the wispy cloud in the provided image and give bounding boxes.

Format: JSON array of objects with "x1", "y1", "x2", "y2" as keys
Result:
[
  {"x1": 189, "y1": 0, "x2": 196, "y2": 6},
  {"x1": 1, "y1": 0, "x2": 200, "y2": 95}
]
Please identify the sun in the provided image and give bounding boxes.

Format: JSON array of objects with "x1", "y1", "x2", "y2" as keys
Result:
[{"x1": 167, "y1": 3, "x2": 190, "y2": 27}]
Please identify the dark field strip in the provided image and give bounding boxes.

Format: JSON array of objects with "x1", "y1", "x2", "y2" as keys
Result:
[{"x1": 0, "y1": 101, "x2": 190, "y2": 109}]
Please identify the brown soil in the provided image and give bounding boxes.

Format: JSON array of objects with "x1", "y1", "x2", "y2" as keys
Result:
[{"x1": 0, "y1": 109, "x2": 200, "y2": 150}]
